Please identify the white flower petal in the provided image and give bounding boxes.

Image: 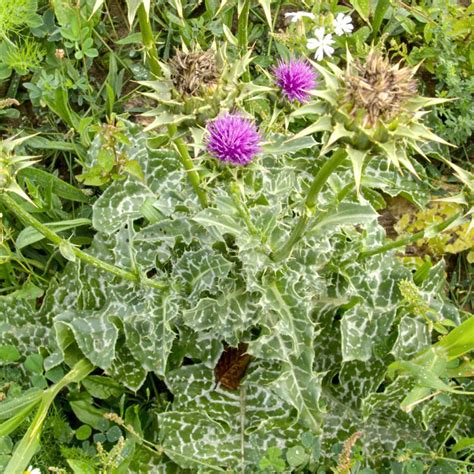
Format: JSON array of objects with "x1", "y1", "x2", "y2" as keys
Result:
[
  {"x1": 306, "y1": 38, "x2": 320, "y2": 50},
  {"x1": 299, "y1": 12, "x2": 316, "y2": 20},
  {"x1": 324, "y1": 34, "x2": 335, "y2": 46},
  {"x1": 286, "y1": 13, "x2": 300, "y2": 23},
  {"x1": 308, "y1": 27, "x2": 336, "y2": 60},
  {"x1": 313, "y1": 27, "x2": 326, "y2": 40},
  {"x1": 323, "y1": 45, "x2": 335, "y2": 57},
  {"x1": 314, "y1": 48, "x2": 324, "y2": 61},
  {"x1": 333, "y1": 13, "x2": 353, "y2": 36},
  {"x1": 25, "y1": 467, "x2": 41, "y2": 474},
  {"x1": 285, "y1": 11, "x2": 315, "y2": 22}
]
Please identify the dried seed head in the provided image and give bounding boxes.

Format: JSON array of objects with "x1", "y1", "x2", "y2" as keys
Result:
[
  {"x1": 346, "y1": 50, "x2": 418, "y2": 127},
  {"x1": 169, "y1": 50, "x2": 219, "y2": 96}
]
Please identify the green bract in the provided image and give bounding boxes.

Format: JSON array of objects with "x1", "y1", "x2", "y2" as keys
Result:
[
  {"x1": 0, "y1": 2, "x2": 472, "y2": 472},
  {"x1": 293, "y1": 50, "x2": 454, "y2": 193},
  {"x1": 140, "y1": 44, "x2": 273, "y2": 131}
]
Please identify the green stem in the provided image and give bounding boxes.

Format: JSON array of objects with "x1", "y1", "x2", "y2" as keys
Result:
[
  {"x1": 271, "y1": 149, "x2": 347, "y2": 261},
  {"x1": 237, "y1": 0, "x2": 250, "y2": 51},
  {"x1": 0, "y1": 194, "x2": 165, "y2": 288},
  {"x1": 230, "y1": 182, "x2": 257, "y2": 235},
  {"x1": 266, "y1": 0, "x2": 283, "y2": 56},
  {"x1": 6, "y1": 73, "x2": 20, "y2": 98},
  {"x1": 272, "y1": 214, "x2": 309, "y2": 262},
  {"x1": 168, "y1": 124, "x2": 208, "y2": 208},
  {"x1": 92, "y1": 29, "x2": 130, "y2": 71},
  {"x1": 306, "y1": 149, "x2": 348, "y2": 208},
  {"x1": 5, "y1": 359, "x2": 94, "y2": 474},
  {"x1": 360, "y1": 212, "x2": 462, "y2": 259},
  {"x1": 237, "y1": 0, "x2": 251, "y2": 81},
  {"x1": 137, "y1": 4, "x2": 161, "y2": 77},
  {"x1": 136, "y1": 7, "x2": 208, "y2": 208}
]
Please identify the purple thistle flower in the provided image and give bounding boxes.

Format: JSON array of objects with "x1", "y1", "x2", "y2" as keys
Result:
[
  {"x1": 206, "y1": 113, "x2": 261, "y2": 165},
  {"x1": 273, "y1": 59, "x2": 318, "y2": 103}
]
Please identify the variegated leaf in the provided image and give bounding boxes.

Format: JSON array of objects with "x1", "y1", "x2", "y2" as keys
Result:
[
  {"x1": 92, "y1": 178, "x2": 155, "y2": 234},
  {"x1": 159, "y1": 363, "x2": 301, "y2": 470}
]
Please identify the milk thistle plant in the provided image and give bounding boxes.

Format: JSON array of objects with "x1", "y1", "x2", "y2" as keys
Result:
[
  {"x1": 0, "y1": 2, "x2": 472, "y2": 473},
  {"x1": 141, "y1": 44, "x2": 267, "y2": 130},
  {"x1": 272, "y1": 48, "x2": 454, "y2": 260}
]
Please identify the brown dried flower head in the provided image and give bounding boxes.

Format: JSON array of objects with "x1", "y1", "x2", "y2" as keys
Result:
[
  {"x1": 169, "y1": 50, "x2": 219, "y2": 96},
  {"x1": 346, "y1": 50, "x2": 418, "y2": 127}
]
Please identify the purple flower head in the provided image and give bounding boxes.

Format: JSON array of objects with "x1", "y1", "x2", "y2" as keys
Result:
[
  {"x1": 206, "y1": 113, "x2": 261, "y2": 165},
  {"x1": 273, "y1": 59, "x2": 318, "y2": 103}
]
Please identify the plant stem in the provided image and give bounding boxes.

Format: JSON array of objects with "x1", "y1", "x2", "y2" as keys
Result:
[
  {"x1": 136, "y1": 8, "x2": 208, "y2": 208},
  {"x1": 360, "y1": 212, "x2": 462, "y2": 259},
  {"x1": 267, "y1": 0, "x2": 283, "y2": 56},
  {"x1": 230, "y1": 182, "x2": 257, "y2": 235},
  {"x1": 168, "y1": 124, "x2": 208, "y2": 208},
  {"x1": 237, "y1": 0, "x2": 250, "y2": 52},
  {"x1": 271, "y1": 149, "x2": 347, "y2": 261},
  {"x1": 237, "y1": 0, "x2": 251, "y2": 81},
  {"x1": 137, "y1": 4, "x2": 161, "y2": 77},
  {"x1": 239, "y1": 386, "x2": 246, "y2": 474},
  {"x1": 5, "y1": 359, "x2": 94, "y2": 474},
  {"x1": 0, "y1": 194, "x2": 165, "y2": 288}
]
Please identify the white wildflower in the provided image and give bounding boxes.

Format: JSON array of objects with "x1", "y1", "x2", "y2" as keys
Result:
[
  {"x1": 307, "y1": 27, "x2": 335, "y2": 61},
  {"x1": 284, "y1": 11, "x2": 316, "y2": 23},
  {"x1": 24, "y1": 467, "x2": 41, "y2": 474},
  {"x1": 333, "y1": 13, "x2": 354, "y2": 36}
]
